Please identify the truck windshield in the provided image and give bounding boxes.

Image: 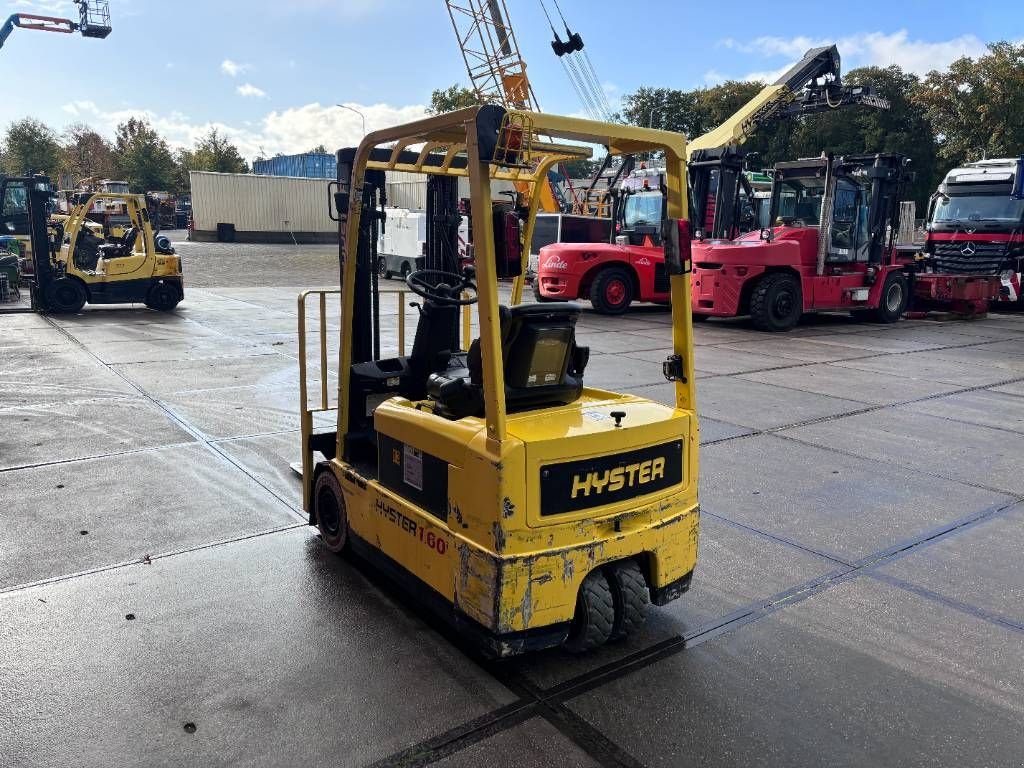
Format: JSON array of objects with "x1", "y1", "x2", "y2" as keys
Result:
[
  {"x1": 623, "y1": 192, "x2": 662, "y2": 228},
  {"x1": 932, "y1": 194, "x2": 1024, "y2": 223},
  {"x1": 775, "y1": 178, "x2": 824, "y2": 225}
]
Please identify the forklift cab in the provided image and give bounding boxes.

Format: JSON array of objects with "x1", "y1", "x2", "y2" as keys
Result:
[{"x1": 300, "y1": 105, "x2": 699, "y2": 657}]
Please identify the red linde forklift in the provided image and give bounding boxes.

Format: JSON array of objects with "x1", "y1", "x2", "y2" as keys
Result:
[
  {"x1": 920, "y1": 157, "x2": 1023, "y2": 311},
  {"x1": 534, "y1": 45, "x2": 889, "y2": 313},
  {"x1": 691, "y1": 153, "x2": 914, "y2": 330}
]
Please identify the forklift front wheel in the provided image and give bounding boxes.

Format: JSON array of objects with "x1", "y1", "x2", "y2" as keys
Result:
[
  {"x1": 865, "y1": 272, "x2": 908, "y2": 324},
  {"x1": 563, "y1": 569, "x2": 615, "y2": 653},
  {"x1": 44, "y1": 278, "x2": 87, "y2": 314},
  {"x1": 314, "y1": 470, "x2": 349, "y2": 554}
]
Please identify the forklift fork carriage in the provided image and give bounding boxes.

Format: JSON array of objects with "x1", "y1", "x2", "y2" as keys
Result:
[{"x1": 298, "y1": 105, "x2": 700, "y2": 656}]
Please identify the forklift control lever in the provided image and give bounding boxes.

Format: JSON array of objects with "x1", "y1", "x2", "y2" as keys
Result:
[{"x1": 611, "y1": 411, "x2": 626, "y2": 428}]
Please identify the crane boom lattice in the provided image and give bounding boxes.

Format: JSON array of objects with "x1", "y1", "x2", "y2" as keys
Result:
[{"x1": 444, "y1": 0, "x2": 539, "y2": 111}]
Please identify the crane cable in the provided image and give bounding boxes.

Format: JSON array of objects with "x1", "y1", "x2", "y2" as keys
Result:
[
  {"x1": 536, "y1": 0, "x2": 609, "y2": 121},
  {"x1": 546, "y1": 0, "x2": 611, "y2": 118}
]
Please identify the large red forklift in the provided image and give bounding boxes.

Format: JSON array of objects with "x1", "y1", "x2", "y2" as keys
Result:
[{"x1": 692, "y1": 153, "x2": 913, "y2": 330}]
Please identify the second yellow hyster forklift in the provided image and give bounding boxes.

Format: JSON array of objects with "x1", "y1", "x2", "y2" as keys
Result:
[
  {"x1": 298, "y1": 106, "x2": 699, "y2": 656},
  {"x1": 2, "y1": 176, "x2": 183, "y2": 313}
]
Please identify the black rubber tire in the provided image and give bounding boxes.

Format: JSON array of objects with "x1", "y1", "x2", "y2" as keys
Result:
[
  {"x1": 589, "y1": 266, "x2": 634, "y2": 315},
  {"x1": 865, "y1": 272, "x2": 908, "y2": 324},
  {"x1": 692, "y1": 312, "x2": 709, "y2": 322},
  {"x1": 145, "y1": 281, "x2": 181, "y2": 312},
  {"x1": 376, "y1": 256, "x2": 387, "y2": 279},
  {"x1": 607, "y1": 560, "x2": 650, "y2": 641},
  {"x1": 400, "y1": 262, "x2": 412, "y2": 280},
  {"x1": 563, "y1": 569, "x2": 615, "y2": 653},
  {"x1": 749, "y1": 272, "x2": 802, "y2": 332},
  {"x1": 44, "y1": 277, "x2": 86, "y2": 314},
  {"x1": 314, "y1": 470, "x2": 349, "y2": 554}
]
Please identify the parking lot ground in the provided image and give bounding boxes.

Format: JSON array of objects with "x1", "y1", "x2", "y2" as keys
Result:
[{"x1": 3, "y1": 238, "x2": 1024, "y2": 767}]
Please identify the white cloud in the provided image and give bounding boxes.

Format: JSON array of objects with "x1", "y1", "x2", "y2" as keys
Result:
[
  {"x1": 221, "y1": 59, "x2": 248, "y2": 77},
  {"x1": 59, "y1": 100, "x2": 430, "y2": 162},
  {"x1": 716, "y1": 30, "x2": 988, "y2": 80},
  {"x1": 236, "y1": 83, "x2": 267, "y2": 98}
]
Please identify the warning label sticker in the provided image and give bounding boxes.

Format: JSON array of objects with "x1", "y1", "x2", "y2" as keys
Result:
[{"x1": 403, "y1": 444, "x2": 423, "y2": 490}]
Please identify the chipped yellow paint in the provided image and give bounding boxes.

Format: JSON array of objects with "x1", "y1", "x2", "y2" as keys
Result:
[{"x1": 301, "y1": 107, "x2": 700, "y2": 643}]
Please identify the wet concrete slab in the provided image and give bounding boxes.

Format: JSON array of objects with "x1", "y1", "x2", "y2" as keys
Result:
[
  {"x1": 80, "y1": 336, "x2": 275, "y2": 365},
  {"x1": 115, "y1": 354, "x2": 304, "y2": 395},
  {"x1": 509, "y1": 513, "x2": 840, "y2": 689},
  {"x1": 0, "y1": 364, "x2": 137, "y2": 409},
  {"x1": 781, "y1": 408, "x2": 1024, "y2": 495},
  {"x1": 568, "y1": 578, "x2": 1024, "y2": 768},
  {"x1": 159, "y1": 385, "x2": 321, "y2": 439},
  {"x1": 695, "y1": 376, "x2": 867, "y2": 430},
  {"x1": 0, "y1": 397, "x2": 193, "y2": 470},
  {"x1": 739, "y1": 361, "x2": 962, "y2": 405},
  {"x1": 900, "y1": 388, "x2": 1024, "y2": 433},
  {"x1": 832, "y1": 350, "x2": 1013, "y2": 387},
  {"x1": 878, "y1": 501, "x2": 1024, "y2": 625},
  {"x1": 992, "y1": 379, "x2": 1024, "y2": 397},
  {"x1": 697, "y1": 418, "x2": 755, "y2": 444},
  {"x1": 213, "y1": 431, "x2": 305, "y2": 506},
  {"x1": 715, "y1": 337, "x2": 874, "y2": 363},
  {"x1": 0, "y1": 443, "x2": 296, "y2": 588},
  {"x1": 700, "y1": 434, "x2": 1013, "y2": 560},
  {"x1": 0, "y1": 326, "x2": 71, "y2": 348},
  {"x1": 0, "y1": 528, "x2": 516, "y2": 768},
  {"x1": 0, "y1": 342, "x2": 103, "y2": 373}
]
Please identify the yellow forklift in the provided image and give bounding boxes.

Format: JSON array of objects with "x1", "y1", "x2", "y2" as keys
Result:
[
  {"x1": 298, "y1": 106, "x2": 700, "y2": 656},
  {"x1": 2, "y1": 176, "x2": 184, "y2": 313}
]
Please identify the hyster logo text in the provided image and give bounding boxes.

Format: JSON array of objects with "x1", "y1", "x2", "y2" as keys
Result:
[{"x1": 571, "y1": 458, "x2": 666, "y2": 499}]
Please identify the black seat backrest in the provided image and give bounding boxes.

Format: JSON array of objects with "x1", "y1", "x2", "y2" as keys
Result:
[
  {"x1": 121, "y1": 227, "x2": 138, "y2": 251},
  {"x1": 467, "y1": 302, "x2": 588, "y2": 412}
]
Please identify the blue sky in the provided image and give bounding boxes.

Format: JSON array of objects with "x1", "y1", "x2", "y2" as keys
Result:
[{"x1": 2, "y1": 0, "x2": 1021, "y2": 161}]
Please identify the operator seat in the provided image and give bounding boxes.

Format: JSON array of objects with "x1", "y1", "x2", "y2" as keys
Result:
[
  {"x1": 427, "y1": 302, "x2": 590, "y2": 419},
  {"x1": 98, "y1": 227, "x2": 138, "y2": 259}
]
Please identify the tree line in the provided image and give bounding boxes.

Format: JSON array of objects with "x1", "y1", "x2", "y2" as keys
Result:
[
  {"x1": 433, "y1": 42, "x2": 1024, "y2": 207},
  {"x1": 0, "y1": 117, "x2": 250, "y2": 195}
]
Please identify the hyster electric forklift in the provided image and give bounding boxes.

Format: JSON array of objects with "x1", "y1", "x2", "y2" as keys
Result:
[
  {"x1": 0, "y1": 176, "x2": 183, "y2": 313},
  {"x1": 298, "y1": 106, "x2": 699, "y2": 657}
]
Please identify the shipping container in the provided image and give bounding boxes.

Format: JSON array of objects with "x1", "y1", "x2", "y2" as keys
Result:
[
  {"x1": 189, "y1": 171, "x2": 335, "y2": 243},
  {"x1": 253, "y1": 153, "x2": 338, "y2": 179}
]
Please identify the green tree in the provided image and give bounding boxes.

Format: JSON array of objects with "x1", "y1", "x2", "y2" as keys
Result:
[
  {"x1": 915, "y1": 42, "x2": 1024, "y2": 163},
  {"x1": 174, "y1": 128, "x2": 249, "y2": 193},
  {"x1": 308, "y1": 144, "x2": 329, "y2": 154},
  {"x1": 113, "y1": 118, "x2": 176, "y2": 192},
  {"x1": 61, "y1": 123, "x2": 118, "y2": 182},
  {"x1": 2, "y1": 118, "x2": 62, "y2": 176},
  {"x1": 428, "y1": 84, "x2": 481, "y2": 114}
]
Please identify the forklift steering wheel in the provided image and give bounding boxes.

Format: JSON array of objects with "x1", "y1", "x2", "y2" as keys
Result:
[{"x1": 405, "y1": 269, "x2": 478, "y2": 306}]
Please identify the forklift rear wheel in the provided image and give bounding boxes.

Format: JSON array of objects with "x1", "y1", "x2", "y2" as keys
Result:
[
  {"x1": 590, "y1": 266, "x2": 634, "y2": 314},
  {"x1": 145, "y1": 282, "x2": 181, "y2": 312},
  {"x1": 376, "y1": 257, "x2": 388, "y2": 279},
  {"x1": 400, "y1": 263, "x2": 412, "y2": 280},
  {"x1": 563, "y1": 569, "x2": 615, "y2": 653},
  {"x1": 607, "y1": 560, "x2": 650, "y2": 641},
  {"x1": 749, "y1": 273, "x2": 801, "y2": 331},
  {"x1": 865, "y1": 272, "x2": 908, "y2": 324},
  {"x1": 45, "y1": 278, "x2": 86, "y2": 314},
  {"x1": 532, "y1": 279, "x2": 553, "y2": 303},
  {"x1": 692, "y1": 312, "x2": 709, "y2": 322},
  {"x1": 314, "y1": 470, "x2": 349, "y2": 554}
]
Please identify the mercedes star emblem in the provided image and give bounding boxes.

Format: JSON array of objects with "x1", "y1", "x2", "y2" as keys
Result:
[{"x1": 961, "y1": 242, "x2": 977, "y2": 256}]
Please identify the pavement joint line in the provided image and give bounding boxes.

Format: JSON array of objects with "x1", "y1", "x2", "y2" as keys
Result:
[
  {"x1": 0, "y1": 523, "x2": 306, "y2": 597},
  {"x1": 0, "y1": 437, "x2": 201, "y2": 475},
  {"x1": 773, "y1": 430, "x2": 1024, "y2": 499},
  {"x1": 700, "y1": 509, "x2": 853, "y2": 566},
  {"x1": 402, "y1": 495, "x2": 1024, "y2": 765},
  {"x1": 866, "y1": 571, "x2": 1024, "y2": 635},
  {"x1": 43, "y1": 318, "x2": 308, "y2": 521}
]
